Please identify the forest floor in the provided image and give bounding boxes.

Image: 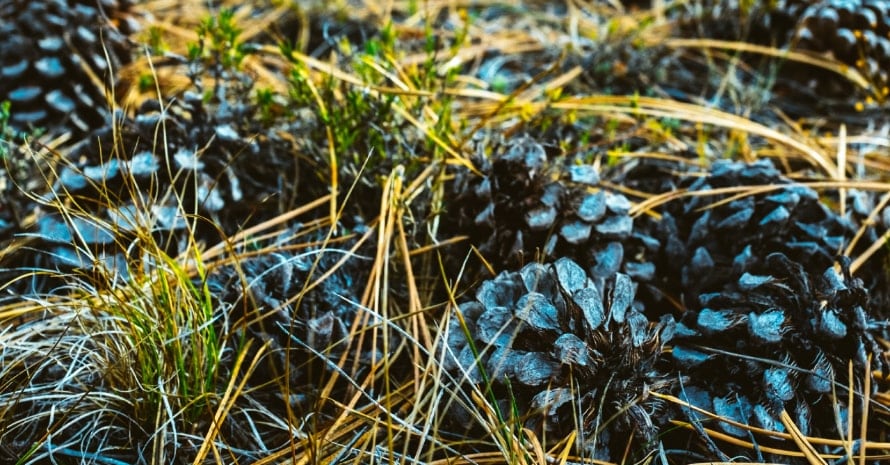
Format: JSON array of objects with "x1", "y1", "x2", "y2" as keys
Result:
[{"x1": 2, "y1": 1, "x2": 890, "y2": 464}]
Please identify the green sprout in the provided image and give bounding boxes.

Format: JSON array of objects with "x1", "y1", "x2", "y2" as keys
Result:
[
  {"x1": 147, "y1": 26, "x2": 168, "y2": 53},
  {"x1": 189, "y1": 8, "x2": 250, "y2": 77},
  {"x1": 0, "y1": 100, "x2": 11, "y2": 159}
]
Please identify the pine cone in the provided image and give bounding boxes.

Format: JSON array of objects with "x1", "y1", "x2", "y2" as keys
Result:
[
  {"x1": 445, "y1": 257, "x2": 675, "y2": 462},
  {"x1": 0, "y1": 0, "x2": 137, "y2": 137},
  {"x1": 447, "y1": 135, "x2": 642, "y2": 280},
  {"x1": 677, "y1": 0, "x2": 890, "y2": 104},
  {"x1": 204, "y1": 226, "x2": 384, "y2": 413},
  {"x1": 676, "y1": 0, "x2": 810, "y2": 44},
  {"x1": 69, "y1": 67, "x2": 298, "y2": 225},
  {"x1": 794, "y1": 0, "x2": 890, "y2": 90},
  {"x1": 634, "y1": 158, "x2": 888, "y2": 310},
  {"x1": 2, "y1": 59, "x2": 300, "y2": 295},
  {"x1": 619, "y1": 158, "x2": 890, "y2": 459},
  {"x1": 666, "y1": 252, "x2": 884, "y2": 461}
]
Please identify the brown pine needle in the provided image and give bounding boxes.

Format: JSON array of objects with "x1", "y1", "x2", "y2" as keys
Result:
[
  {"x1": 192, "y1": 340, "x2": 267, "y2": 465},
  {"x1": 659, "y1": 38, "x2": 872, "y2": 91},
  {"x1": 860, "y1": 354, "x2": 874, "y2": 465},
  {"x1": 780, "y1": 409, "x2": 828, "y2": 465},
  {"x1": 653, "y1": 392, "x2": 890, "y2": 450}
]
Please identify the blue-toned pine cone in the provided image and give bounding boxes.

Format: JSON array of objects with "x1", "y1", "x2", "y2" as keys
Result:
[
  {"x1": 57, "y1": 80, "x2": 296, "y2": 232},
  {"x1": 0, "y1": 0, "x2": 138, "y2": 137},
  {"x1": 665, "y1": 252, "x2": 886, "y2": 462},
  {"x1": 204, "y1": 226, "x2": 385, "y2": 411},
  {"x1": 447, "y1": 135, "x2": 639, "y2": 277},
  {"x1": 634, "y1": 158, "x2": 889, "y2": 311},
  {"x1": 444, "y1": 257, "x2": 675, "y2": 462},
  {"x1": 1, "y1": 67, "x2": 300, "y2": 295}
]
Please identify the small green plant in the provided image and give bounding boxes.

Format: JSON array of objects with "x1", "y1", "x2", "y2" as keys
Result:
[
  {"x1": 137, "y1": 72, "x2": 155, "y2": 93},
  {"x1": 146, "y1": 25, "x2": 168, "y2": 54},
  {"x1": 606, "y1": 142, "x2": 631, "y2": 167},
  {"x1": 0, "y1": 100, "x2": 41, "y2": 192},
  {"x1": 139, "y1": 255, "x2": 230, "y2": 423},
  {"x1": 283, "y1": 44, "x2": 399, "y2": 187},
  {"x1": 255, "y1": 87, "x2": 278, "y2": 124},
  {"x1": 0, "y1": 100, "x2": 12, "y2": 159},
  {"x1": 192, "y1": 9, "x2": 247, "y2": 70}
]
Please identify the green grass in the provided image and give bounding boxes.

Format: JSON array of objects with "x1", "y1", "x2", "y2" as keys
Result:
[{"x1": 1, "y1": 0, "x2": 890, "y2": 464}]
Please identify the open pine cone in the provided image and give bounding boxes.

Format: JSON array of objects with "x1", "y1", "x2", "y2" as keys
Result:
[
  {"x1": 204, "y1": 226, "x2": 389, "y2": 415},
  {"x1": 633, "y1": 158, "x2": 889, "y2": 311},
  {"x1": 0, "y1": 51, "x2": 301, "y2": 296},
  {"x1": 447, "y1": 136, "x2": 640, "y2": 279},
  {"x1": 445, "y1": 257, "x2": 675, "y2": 461},
  {"x1": 677, "y1": 0, "x2": 890, "y2": 104},
  {"x1": 794, "y1": 0, "x2": 890, "y2": 88},
  {"x1": 665, "y1": 252, "x2": 886, "y2": 461},
  {"x1": 0, "y1": 0, "x2": 137, "y2": 136}
]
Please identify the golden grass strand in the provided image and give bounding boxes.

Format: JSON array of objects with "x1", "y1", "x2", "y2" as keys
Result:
[
  {"x1": 838, "y1": 124, "x2": 848, "y2": 218},
  {"x1": 659, "y1": 38, "x2": 872, "y2": 91},
  {"x1": 192, "y1": 340, "x2": 266, "y2": 465},
  {"x1": 653, "y1": 392, "x2": 890, "y2": 450},
  {"x1": 780, "y1": 409, "x2": 828, "y2": 465},
  {"x1": 860, "y1": 354, "x2": 873, "y2": 465}
]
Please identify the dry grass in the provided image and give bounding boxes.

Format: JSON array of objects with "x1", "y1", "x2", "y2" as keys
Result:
[{"x1": 1, "y1": 0, "x2": 890, "y2": 464}]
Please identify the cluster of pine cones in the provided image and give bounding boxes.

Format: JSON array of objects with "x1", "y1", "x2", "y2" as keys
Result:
[
  {"x1": 0, "y1": 0, "x2": 889, "y2": 463},
  {"x1": 442, "y1": 137, "x2": 890, "y2": 462},
  {"x1": 0, "y1": 1, "x2": 397, "y2": 460}
]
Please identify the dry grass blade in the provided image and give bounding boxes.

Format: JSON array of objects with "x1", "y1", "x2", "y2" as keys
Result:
[
  {"x1": 845, "y1": 192, "x2": 890, "y2": 260},
  {"x1": 838, "y1": 125, "x2": 848, "y2": 217},
  {"x1": 659, "y1": 38, "x2": 872, "y2": 92},
  {"x1": 653, "y1": 392, "x2": 890, "y2": 452},
  {"x1": 552, "y1": 96, "x2": 838, "y2": 175},
  {"x1": 191, "y1": 339, "x2": 267, "y2": 465},
  {"x1": 860, "y1": 355, "x2": 874, "y2": 465},
  {"x1": 667, "y1": 420, "x2": 841, "y2": 460},
  {"x1": 200, "y1": 194, "x2": 332, "y2": 264},
  {"x1": 780, "y1": 410, "x2": 829, "y2": 465},
  {"x1": 851, "y1": 226, "x2": 890, "y2": 274},
  {"x1": 847, "y1": 361, "x2": 856, "y2": 465},
  {"x1": 631, "y1": 180, "x2": 890, "y2": 218}
]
